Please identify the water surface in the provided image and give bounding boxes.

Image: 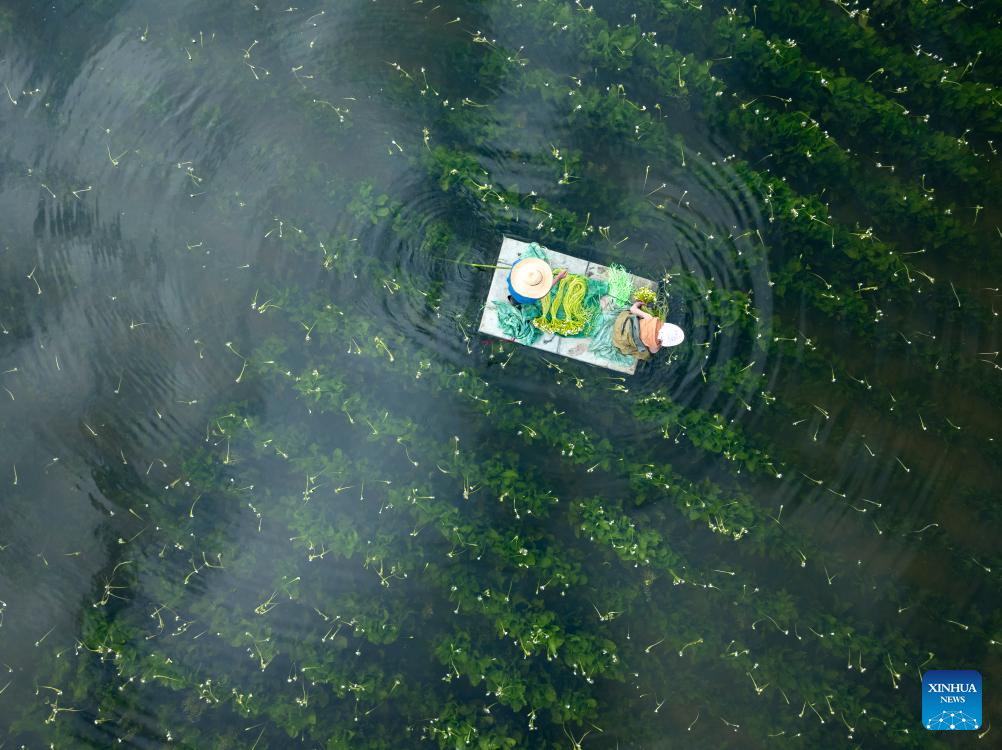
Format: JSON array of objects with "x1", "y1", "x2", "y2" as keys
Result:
[{"x1": 1, "y1": 0, "x2": 1000, "y2": 747}]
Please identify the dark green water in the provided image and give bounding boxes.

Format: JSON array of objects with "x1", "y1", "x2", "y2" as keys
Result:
[{"x1": 1, "y1": 0, "x2": 1000, "y2": 747}]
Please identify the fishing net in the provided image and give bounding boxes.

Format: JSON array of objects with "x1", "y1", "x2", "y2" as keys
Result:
[
  {"x1": 582, "y1": 278, "x2": 609, "y2": 336},
  {"x1": 589, "y1": 309, "x2": 637, "y2": 367},
  {"x1": 523, "y1": 241, "x2": 548, "y2": 260},
  {"x1": 494, "y1": 299, "x2": 542, "y2": 345}
]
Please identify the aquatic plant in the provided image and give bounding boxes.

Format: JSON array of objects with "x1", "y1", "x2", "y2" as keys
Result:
[
  {"x1": 4, "y1": 1, "x2": 1000, "y2": 748},
  {"x1": 739, "y1": 0, "x2": 1002, "y2": 139},
  {"x1": 708, "y1": 10, "x2": 994, "y2": 195},
  {"x1": 241, "y1": 294, "x2": 956, "y2": 747},
  {"x1": 865, "y1": 0, "x2": 1002, "y2": 82},
  {"x1": 264, "y1": 128, "x2": 999, "y2": 593},
  {"x1": 633, "y1": 286, "x2": 655, "y2": 305}
]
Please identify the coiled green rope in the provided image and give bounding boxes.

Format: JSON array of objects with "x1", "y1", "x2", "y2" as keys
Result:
[{"x1": 533, "y1": 273, "x2": 593, "y2": 336}]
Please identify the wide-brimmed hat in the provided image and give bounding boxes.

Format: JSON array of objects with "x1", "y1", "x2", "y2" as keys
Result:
[
  {"x1": 509, "y1": 257, "x2": 554, "y2": 299},
  {"x1": 657, "y1": 323, "x2": 685, "y2": 347}
]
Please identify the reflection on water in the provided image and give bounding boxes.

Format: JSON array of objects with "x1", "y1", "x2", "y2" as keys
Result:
[{"x1": 1, "y1": 0, "x2": 1000, "y2": 747}]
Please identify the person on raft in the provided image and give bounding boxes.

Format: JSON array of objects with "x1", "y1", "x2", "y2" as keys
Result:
[
  {"x1": 506, "y1": 257, "x2": 567, "y2": 306},
  {"x1": 612, "y1": 299, "x2": 685, "y2": 361}
]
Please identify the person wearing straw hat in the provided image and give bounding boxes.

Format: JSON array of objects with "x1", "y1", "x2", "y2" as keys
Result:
[{"x1": 507, "y1": 257, "x2": 567, "y2": 306}]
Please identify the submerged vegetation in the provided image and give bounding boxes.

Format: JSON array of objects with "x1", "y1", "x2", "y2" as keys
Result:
[{"x1": 0, "y1": 0, "x2": 1000, "y2": 748}]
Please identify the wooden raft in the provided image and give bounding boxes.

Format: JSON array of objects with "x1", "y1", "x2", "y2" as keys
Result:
[{"x1": 477, "y1": 237, "x2": 655, "y2": 375}]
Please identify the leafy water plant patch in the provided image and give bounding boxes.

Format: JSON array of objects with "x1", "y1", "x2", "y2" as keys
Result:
[{"x1": 3, "y1": 1, "x2": 1000, "y2": 748}]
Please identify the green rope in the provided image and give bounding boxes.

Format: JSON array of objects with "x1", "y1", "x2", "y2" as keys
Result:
[
  {"x1": 532, "y1": 273, "x2": 594, "y2": 336},
  {"x1": 607, "y1": 264, "x2": 634, "y2": 307}
]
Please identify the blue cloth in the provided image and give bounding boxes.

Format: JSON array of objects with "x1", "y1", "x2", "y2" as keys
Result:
[{"x1": 506, "y1": 258, "x2": 537, "y2": 304}]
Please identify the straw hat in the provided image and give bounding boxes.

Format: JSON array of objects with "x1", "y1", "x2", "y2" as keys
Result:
[
  {"x1": 509, "y1": 257, "x2": 554, "y2": 299},
  {"x1": 658, "y1": 323, "x2": 685, "y2": 347}
]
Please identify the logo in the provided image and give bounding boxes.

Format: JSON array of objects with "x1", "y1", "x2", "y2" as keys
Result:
[{"x1": 922, "y1": 670, "x2": 982, "y2": 730}]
